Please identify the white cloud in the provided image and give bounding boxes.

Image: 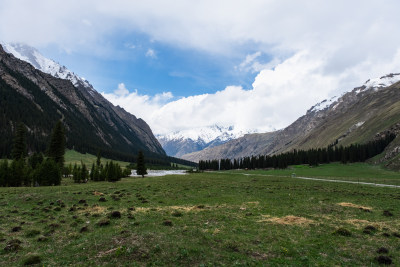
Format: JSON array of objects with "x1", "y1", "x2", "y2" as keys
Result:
[
  {"x1": 145, "y1": 48, "x2": 157, "y2": 58},
  {"x1": 124, "y1": 43, "x2": 136, "y2": 49},
  {"x1": 103, "y1": 50, "x2": 338, "y2": 134},
  {"x1": 237, "y1": 52, "x2": 281, "y2": 73},
  {"x1": 3, "y1": 0, "x2": 400, "y2": 134},
  {"x1": 114, "y1": 83, "x2": 129, "y2": 96},
  {"x1": 103, "y1": 46, "x2": 400, "y2": 135}
]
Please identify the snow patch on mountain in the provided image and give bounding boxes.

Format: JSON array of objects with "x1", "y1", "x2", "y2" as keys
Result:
[
  {"x1": 2, "y1": 43, "x2": 93, "y2": 90},
  {"x1": 309, "y1": 95, "x2": 340, "y2": 113},
  {"x1": 356, "y1": 73, "x2": 400, "y2": 93},
  {"x1": 309, "y1": 73, "x2": 400, "y2": 114},
  {"x1": 158, "y1": 125, "x2": 256, "y2": 144}
]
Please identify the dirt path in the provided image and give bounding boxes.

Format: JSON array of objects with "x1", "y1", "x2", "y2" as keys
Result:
[{"x1": 217, "y1": 172, "x2": 400, "y2": 189}]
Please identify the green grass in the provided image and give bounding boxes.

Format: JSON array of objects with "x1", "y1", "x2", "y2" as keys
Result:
[
  {"x1": 65, "y1": 150, "x2": 130, "y2": 168},
  {"x1": 237, "y1": 162, "x2": 400, "y2": 185},
  {"x1": 1, "y1": 163, "x2": 400, "y2": 266}
]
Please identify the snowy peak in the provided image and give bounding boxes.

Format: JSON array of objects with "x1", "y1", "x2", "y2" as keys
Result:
[
  {"x1": 2, "y1": 43, "x2": 93, "y2": 90},
  {"x1": 308, "y1": 95, "x2": 340, "y2": 113},
  {"x1": 157, "y1": 125, "x2": 257, "y2": 158},
  {"x1": 309, "y1": 73, "x2": 400, "y2": 114},
  {"x1": 364, "y1": 73, "x2": 400, "y2": 90},
  {"x1": 354, "y1": 73, "x2": 400, "y2": 94},
  {"x1": 159, "y1": 125, "x2": 255, "y2": 144}
]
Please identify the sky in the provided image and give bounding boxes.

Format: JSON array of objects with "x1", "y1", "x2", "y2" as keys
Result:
[{"x1": 1, "y1": 0, "x2": 400, "y2": 135}]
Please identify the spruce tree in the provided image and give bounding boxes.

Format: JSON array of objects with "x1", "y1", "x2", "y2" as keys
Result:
[
  {"x1": 90, "y1": 163, "x2": 95, "y2": 180},
  {"x1": 47, "y1": 121, "x2": 65, "y2": 166},
  {"x1": 136, "y1": 151, "x2": 147, "y2": 178},
  {"x1": 80, "y1": 162, "x2": 88, "y2": 182},
  {"x1": 96, "y1": 151, "x2": 101, "y2": 167},
  {"x1": 33, "y1": 159, "x2": 61, "y2": 186},
  {"x1": 11, "y1": 122, "x2": 27, "y2": 160},
  {"x1": 0, "y1": 160, "x2": 9, "y2": 187}
]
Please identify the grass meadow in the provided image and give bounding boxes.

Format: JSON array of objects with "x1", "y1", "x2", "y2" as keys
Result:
[
  {"x1": 0, "y1": 163, "x2": 399, "y2": 266},
  {"x1": 64, "y1": 150, "x2": 131, "y2": 168}
]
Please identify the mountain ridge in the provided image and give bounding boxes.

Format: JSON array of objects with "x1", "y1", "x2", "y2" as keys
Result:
[
  {"x1": 157, "y1": 125, "x2": 256, "y2": 157},
  {"x1": 181, "y1": 73, "x2": 400, "y2": 167},
  {"x1": 0, "y1": 43, "x2": 165, "y2": 160}
]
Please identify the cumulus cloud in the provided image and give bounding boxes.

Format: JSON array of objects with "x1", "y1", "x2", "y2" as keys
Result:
[
  {"x1": 114, "y1": 83, "x2": 129, "y2": 96},
  {"x1": 103, "y1": 50, "x2": 340, "y2": 134},
  {"x1": 3, "y1": 0, "x2": 400, "y2": 134}
]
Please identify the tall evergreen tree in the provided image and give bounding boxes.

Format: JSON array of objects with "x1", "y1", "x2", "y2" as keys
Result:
[
  {"x1": 136, "y1": 150, "x2": 147, "y2": 177},
  {"x1": 11, "y1": 122, "x2": 27, "y2": 160},
  {"x1": 0, "y1": 160, "x2": 9, "y2": 187},
  {"x1": 47, "y1": 121, "x2": 66, "y2": 166},
  {"x1": 80, "y1": 162, "x2": 89, "y2": 182},
  {"x1": 96, "y1": 151, "x2": 101, "y2": 167}
]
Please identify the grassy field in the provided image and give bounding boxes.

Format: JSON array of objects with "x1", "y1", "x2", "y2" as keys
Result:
[
  {"x1": 239, "y1": 162, "x2": 400, "y2": 186},
  {"x1": 64, "y1": 150, "x2": 194, "y2": 170},
  {"x1": 0, "y1": 163, "x2": 399, "y2": 266}
]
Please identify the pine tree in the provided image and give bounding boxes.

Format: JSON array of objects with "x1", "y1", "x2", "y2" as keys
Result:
[
  {"x1": 33, "y1": 159, "x2": 61, "y2": 186},
  {"x1": 0, "y1": 160, "x2": 9, "y2": 187},
  {"x1": 73, "y1": 163, "x2": 81, "y2": 183},
  {"x1": 80, "y1": 162, "x2": 88, "y2": 182},
  {"x1": 96, "y1": 151, "x2": 101, "y2": 167},
  {"x1": 11, "y1": 122, "x2": 27, "y2": 160},
  {"x1": 9, "y1": 159, "x2": 26, "y2": 187},
  {"x1": 90, "y1": 163, "x2": 95, "y2": 180},
  {"x1": 136, "y1": 150, "x2": 147, "y2": 177},
  {"x1": 28, "y1": 152, "x2": 44, "y2": 169},
  {"x1": 47, "y1": 121, "x2": 66, "y2": 166}
]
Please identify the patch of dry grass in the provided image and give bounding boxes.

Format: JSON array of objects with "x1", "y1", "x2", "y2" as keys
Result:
[
  {"x1": 338, "y1": 202, "x2": 372, "y2": 211},
  {"x1": 258, "y1": 215, "x2": 314, "y2": 225}
]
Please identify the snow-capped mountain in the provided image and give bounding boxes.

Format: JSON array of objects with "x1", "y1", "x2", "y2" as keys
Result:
[
  {"x1": 309, "y1": 73, "x2": 400, "y2": 113},
  {"x1": 358, "y1": 73, "x2": 400, "y2": 92},
  {"x1": 182, "y1": 72, "x2": 400, "y2": 163},
  {"x1": 2, "y1": 43, "x2": 94, "y2": 90},
  {"x1": 157, "y1": 125, "x2": 256, "y2": 157},
  {"x1": 1, "y1": 43, "x2": 166, "y2": 156}
]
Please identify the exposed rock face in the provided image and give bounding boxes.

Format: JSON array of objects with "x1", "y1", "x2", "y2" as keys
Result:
[
  {"x1": 0, "y1": 44, "x2": 165, "y2": 158},
  {"x1": 182, "y1": 75, "x2": 400, "y2": 163}
]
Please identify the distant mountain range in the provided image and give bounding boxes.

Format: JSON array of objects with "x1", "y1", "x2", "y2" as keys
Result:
[
  {"x1": 157, "y1": 125, "x2": 256, "y2": 157},
  {"x1": 0, "y1": 43, "x2": 166, "y2": 161},
  {"x1": 182, "y1": 73, "x2": 400, "y2": 169}
]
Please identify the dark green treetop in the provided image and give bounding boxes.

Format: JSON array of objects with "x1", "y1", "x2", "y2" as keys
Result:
[
  {"x1": 47, "y1": 121, "x2": 65, "y2": 166},
  {"x1": 136, "y1": 150, "x2": 147, "y2": 178},
  {"x1": 11, "y1": 122, "x2": 27, "y2": 160}
]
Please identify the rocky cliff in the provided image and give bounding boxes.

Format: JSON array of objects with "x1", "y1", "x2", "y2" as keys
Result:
[{"x1": 0, "y1": 44, "x2": 165, "y2": 160}]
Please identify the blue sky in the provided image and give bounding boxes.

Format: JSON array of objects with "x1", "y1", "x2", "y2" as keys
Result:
[
  {"x1": 42, "y1": 32, "x2": 268, "y2": 97},
  {"x1": 1, "y1": 0, "x2": 400, "y2": 134}
]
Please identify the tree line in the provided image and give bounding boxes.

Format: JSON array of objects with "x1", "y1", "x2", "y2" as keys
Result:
[
  {"x1": 199, "y1": 134, "x2": 396, "y2": 170},
  {"x1": 0, "y1": 121, "x2": 65, "y2": 187},
  {"x1": 0, "y1": 121, "x2": 143, "y2": 187}
]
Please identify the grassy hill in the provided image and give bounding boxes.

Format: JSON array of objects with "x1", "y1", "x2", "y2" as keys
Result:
[
  {"x1": 65, "y1": 150, "x2": 194, "y2": 170},
  {"x1": 65, "y1": 150, "x2": 131, "y2": 168},
  {"x1": 0, "y1": 163, "x2": 399, "y2": 265}
]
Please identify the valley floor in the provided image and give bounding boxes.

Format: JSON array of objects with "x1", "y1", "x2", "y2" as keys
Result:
[{"x1": 0, "y1": 163, "x2": 399, "y2": 266}]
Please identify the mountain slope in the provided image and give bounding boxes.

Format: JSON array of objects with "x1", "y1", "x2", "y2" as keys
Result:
[
  {"x1": 0, "y1": 44, "x2": 165, "y2": 160},
  {"x1": 2, "y1": 43, "x2": 165, "y2": 156},
  {"x1": 182, "y1": 74, "x2": 400, "y2": 164},
  {"x1": 157, "y1": 125, "x2": 255, "y2": 157}
]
